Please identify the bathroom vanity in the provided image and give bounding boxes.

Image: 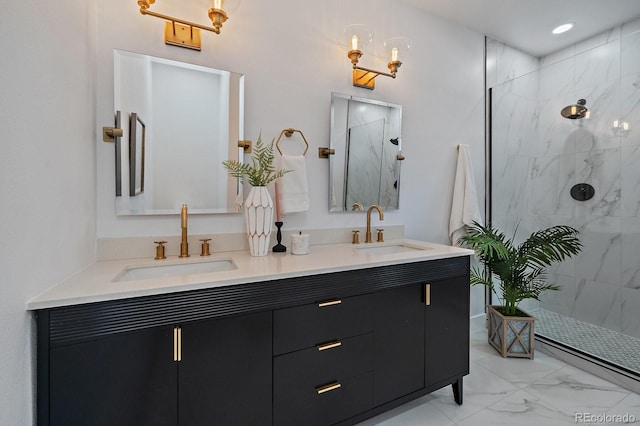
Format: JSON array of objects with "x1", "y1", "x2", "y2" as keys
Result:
[{"x1": 31, "y1": 240, "x2": 472, "y2": 426}]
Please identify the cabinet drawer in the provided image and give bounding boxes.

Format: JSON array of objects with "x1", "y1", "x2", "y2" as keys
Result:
[
  {"x1": 274, "y1": 333, "x2": 373, "y2": 393},
  {"x1": 273, "y1": 293, "x2": 374, "y2": 355},
  {"x1": 273, "y1": 371, "x2": 373, "y2": 426}
]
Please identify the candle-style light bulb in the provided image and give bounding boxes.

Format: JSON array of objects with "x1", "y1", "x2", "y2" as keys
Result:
[
  {"x1": 391, "y1": 47, "x2": 399, "y2": 62},
  {"x1": 351, "y1": 35, "x2": 359, "y2": 51},
  {"x1": 212, "y1": 0, "x2": 223, "y2": 9}
]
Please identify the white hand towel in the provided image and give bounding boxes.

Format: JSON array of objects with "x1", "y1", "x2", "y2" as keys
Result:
[
  {"x1": 277, "y1": 154, "x2": 309, "y2": 214},
  {"x1": 449, "y1": 144, "x2": 482, "y2": 245}
]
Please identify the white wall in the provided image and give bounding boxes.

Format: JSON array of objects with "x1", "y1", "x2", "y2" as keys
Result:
[
  {"x1": 96, "y1": 0, "x2": 485, "y2": 242},
  {"x1": 1, "y1": 0, "x2": 485, "y2": 423},
  {"x1": 0, "y1": 0, "x2": 97, "y2": 424}
]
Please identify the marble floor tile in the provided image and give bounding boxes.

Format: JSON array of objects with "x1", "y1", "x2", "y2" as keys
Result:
[
  {"x1": 358, "y1": 332, "x2": 640, "y2": 426},
  {"x1": 469, "y1": 330, "x2": 497, "y2": 362},
  {"x1": 426, "y1": 362, "x2": 520, "y2": 423},
  {"x1": 475, "y1": 350, "x2": 566, "y2": 388},
  {"x1": 457, "y1": 389, "x2": 577, "y2": 426},
  {"x1": 355, "y1": 395, "x2": 454, "y2": 426},
  {"x1": 607, "y1": 392, "x2": 640, "y2": 423},
  {"x1": 523, "y1": 364, "x2": 631, "y2": 414}
]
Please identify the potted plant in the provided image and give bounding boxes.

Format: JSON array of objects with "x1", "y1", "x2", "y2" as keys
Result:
[
  {"x1": 458, "y1": 221, "x2": 582, "y2": 358},
  {"x1": 223, "y1": 134, "x2": 289, "y2": 256}
]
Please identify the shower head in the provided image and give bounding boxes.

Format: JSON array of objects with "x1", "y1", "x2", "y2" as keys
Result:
[{"x1": 561, "y1": 99, "x2": 589, "y2": 119}]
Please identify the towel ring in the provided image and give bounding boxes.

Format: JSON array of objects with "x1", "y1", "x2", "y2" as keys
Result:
[{"x1": 275, "y1": 128, "x2": 309, "y2": 156}]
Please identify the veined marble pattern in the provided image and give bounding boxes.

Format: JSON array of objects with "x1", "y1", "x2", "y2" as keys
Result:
[
  {"x1": 486, "y1": 39, "x2": 540, "y2": 87},
  {"x1": 346, "y1": 118, "x2": 385, "y2": 208},
  {"x1": 357, "y1": 330, "x2": 640, "y2": 425},
  {"x1": 622, "y1": 32, "x2": 640, "y2": 77},
  {"x1": 574, "y1": 40, "x2": 621, "y2": 91},
  {"x1": 621, "y1": 217, "x2": 640, "y2": 288},
  {"x1": 489, "y1": 20, "x2": 640, "y2": 344}
]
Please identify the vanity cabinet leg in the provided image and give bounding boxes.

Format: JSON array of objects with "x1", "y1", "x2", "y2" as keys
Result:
[{"x1": 452, "y1": 377, "x2": 463, "y2": 405}]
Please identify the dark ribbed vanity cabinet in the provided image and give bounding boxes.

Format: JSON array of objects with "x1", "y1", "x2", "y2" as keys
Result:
[
  {"x1": 36, "y1": 255, "x2": 470, "y2": 426},
  {"x1": 38, "y1": 310, "x2": 272, "y2": 426},
  {"x1": 48, "y1": 326, "x2": 178, "y2": 426}
]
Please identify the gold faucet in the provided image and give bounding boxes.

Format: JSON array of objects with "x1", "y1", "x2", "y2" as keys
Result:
[
  {"x1": 179, "y1": 204, "x2": 189, "y2": 258},
  {"x1": 365, "y1": 204, "x2": 384, "y2": 243}
]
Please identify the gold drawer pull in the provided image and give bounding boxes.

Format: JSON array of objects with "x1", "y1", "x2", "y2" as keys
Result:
[
  {"x1": 425, "y1": 284, "x2": 431, "y2": 306},
  {"x1": 316, "y1": 381, "x2": 342, "y2": 395},
  {"x1": 317, "y1": 341, "x2": 342, "y2": 351},
  {"x1": 318, "y1": 299, "x2": 342, "y2": 308}
]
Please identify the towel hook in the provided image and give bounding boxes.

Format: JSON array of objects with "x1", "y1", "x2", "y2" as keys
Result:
[{"x1": 275, "y1": 128, "x2": 309, "y2": 156}]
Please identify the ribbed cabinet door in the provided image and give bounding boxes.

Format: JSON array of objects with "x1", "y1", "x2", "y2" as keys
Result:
[{"x1": 49, "y1": 326, "x2": 177, "y2": 426}]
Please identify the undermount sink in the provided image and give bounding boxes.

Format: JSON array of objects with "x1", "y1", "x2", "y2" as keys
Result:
[
  {"x1": 355, "y1": 242, "x2": 430, "y2": 255},
  {"x1": 113, "y1": 258, "x2": 237, "y2": 282}
]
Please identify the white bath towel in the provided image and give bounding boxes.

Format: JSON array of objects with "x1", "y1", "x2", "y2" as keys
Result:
[
  {"x1": 449, "y1": 144, "x2": 482, "y2": 245},
  {"x1": 277, "y1": 154, "x2": 309, "y2": 214}
]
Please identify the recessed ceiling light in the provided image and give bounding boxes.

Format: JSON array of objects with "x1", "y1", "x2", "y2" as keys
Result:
[{"x1": 552, "y1": 23, "x2": 574, "y2": 35}]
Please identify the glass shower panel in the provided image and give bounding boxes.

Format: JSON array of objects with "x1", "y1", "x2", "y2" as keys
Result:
[{"x1": 490, "y1": 30, "x2": 640, "y2": 376}]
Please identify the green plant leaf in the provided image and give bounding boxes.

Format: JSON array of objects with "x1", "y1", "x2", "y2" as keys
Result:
[
  {"x1": 457, "y1": 220, "x2": 582, "y2": 313},
  {"x1": 222, "y1": 132, "x2": 291, "y2": 186}
]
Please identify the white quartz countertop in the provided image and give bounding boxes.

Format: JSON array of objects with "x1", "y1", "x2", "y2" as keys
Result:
[{"x1": 28, "y1": 239, "x2": 473, "y2": 310}]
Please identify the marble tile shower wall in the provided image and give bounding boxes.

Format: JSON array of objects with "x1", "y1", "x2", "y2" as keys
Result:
[{"x1": 487, "y1": 18, "x2": 640, "y2": 339}]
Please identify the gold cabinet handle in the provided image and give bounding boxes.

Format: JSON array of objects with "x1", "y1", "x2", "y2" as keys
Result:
[
  {"x1": 317, "y1": 299, "x2": 342, "y2": 308},
  {"x1": 316, "y1": 381, "x2": 341, "y2": 395},
  {"x1": 317, "y1": 341, "x2": 342, "y2": 351},
  {"x1": 173, "y1": 326, "x2": 182, "y2": 362},
  {"x1": 177, "y1": 327, "x2": 182, "y2": 362},
  {"x1": 173, "y1": 327, "x2": 179, "y2": 361},
  {"x1": 425, "y1": 284, "x2": 431, "y2": 306}
]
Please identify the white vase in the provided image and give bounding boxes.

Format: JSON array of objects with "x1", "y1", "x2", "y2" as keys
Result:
[{"x1": 244, "y1": 186, "x2": 274, "y2": 256}]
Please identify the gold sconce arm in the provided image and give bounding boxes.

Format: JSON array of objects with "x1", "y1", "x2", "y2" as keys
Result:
[
  {"x1": 137, "y1": 0, "x2": 229, "y2": 51},
  {"x1": 351, "y1": 62, "x2": 402, "y2": 90}
]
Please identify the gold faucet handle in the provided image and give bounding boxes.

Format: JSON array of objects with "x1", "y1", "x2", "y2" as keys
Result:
[
  {"x1": 352, "y1": 230, "x2": 360, "y2": 245},
  {"x1": 154, "y1": 241, "x2": 167, "y2": 260},
  {"x1": 200, "y1": 238, "x2": 212, "y2": 257},
  {"x1": 377, "y1": 229, "x2": 384, "y2": 242}
]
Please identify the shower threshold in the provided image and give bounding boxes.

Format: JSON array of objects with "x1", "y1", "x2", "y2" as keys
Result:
[{"x1": 533, "y1": 308, "x2": 640, "y2": 393}]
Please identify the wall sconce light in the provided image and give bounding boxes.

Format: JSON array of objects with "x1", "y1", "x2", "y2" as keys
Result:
[
  {"x1": 345, "y1": 24, "x2": 410, "y2": 90},
  {"x1": 137, "y1": 0, "x2": 229, "y2": 51}
]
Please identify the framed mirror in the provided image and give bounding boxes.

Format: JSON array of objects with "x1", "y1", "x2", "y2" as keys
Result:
[
  {"x1": 329, "y1": 93, "x2": 403, "y2": 212},
  {"x1": 113, "y1": 50, "x2": 244, "y2": 215}
]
